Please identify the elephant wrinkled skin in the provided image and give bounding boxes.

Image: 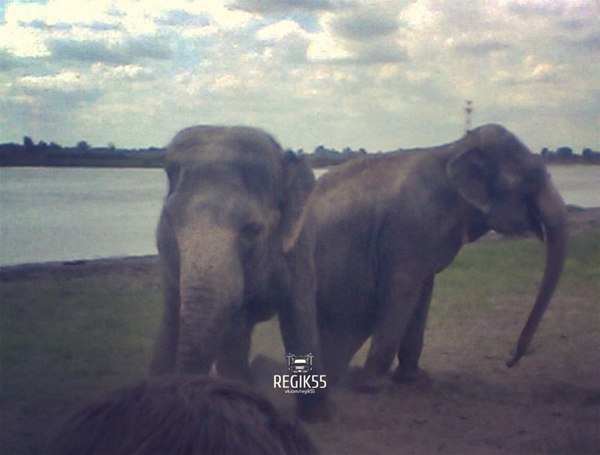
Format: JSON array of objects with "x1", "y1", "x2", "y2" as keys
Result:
[
  {"x1": 313, "y1": 124, "x2": 567, "y2": 390},
  {"x1": 150, "y1": 125, "x2": 328, "y2": 420}
]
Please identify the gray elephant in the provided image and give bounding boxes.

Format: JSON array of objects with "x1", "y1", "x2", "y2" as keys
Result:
[
  {"x1": 150, "y1": 125, "x2": 328, "y2": 419},
  {"x1": 313, "y1": 124, "x2": 567, "y2": 389}
]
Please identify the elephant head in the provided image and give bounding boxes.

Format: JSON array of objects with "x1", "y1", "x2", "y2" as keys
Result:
[
  {"x1": 447, "y1": 124, "x2": 568, "y2": 367},
  {"x1": 152, "y1": 125, "x2": 316, "y2": 376}
]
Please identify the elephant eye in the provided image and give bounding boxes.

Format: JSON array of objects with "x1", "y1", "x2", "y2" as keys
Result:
[
  {"x1": 240, "y1": 222, "x2": 264, "y2": 245},
  {"x1": 522, "y1": 167, "x2": 546, "y2": 193}
]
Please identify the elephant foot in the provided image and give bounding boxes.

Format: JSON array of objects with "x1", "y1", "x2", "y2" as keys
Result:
[
  {"x1": 344, "y1": 367, "x2": 391, "y2": 394},
  {"x1": 391, "y1": 366, "x2": 429, "y2": 384}
]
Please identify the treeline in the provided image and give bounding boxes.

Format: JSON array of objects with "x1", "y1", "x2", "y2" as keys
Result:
[
  {"x1": 540, "y1": 146, "x2": 600, "y2": 164},
  {"x1": 297, "y1": 145, "x2": 369, "y2": 167},
  {"x1": 300, "y1": 145, "x2": 600, "y2": 166},
  {"x1": 1, "y1": 136, "x2": 598, "y2": 168},
  {"x1": 0, "y1": 137, "x2": 371, "y2": 168},
  {"x1": 0, "y1": 137, "x2": 164, "y2": 168}
]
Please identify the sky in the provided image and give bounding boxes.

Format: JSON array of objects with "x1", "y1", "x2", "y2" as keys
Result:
[{"x1": 0, "y1": 0, "x2": 598, "y2": 153}]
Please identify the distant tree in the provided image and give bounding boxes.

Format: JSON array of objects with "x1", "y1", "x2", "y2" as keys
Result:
[
  {"x1": 540, "y1": 147, "x2": 549, "y2": 156},
  {"x1": 23, "y1": 136, "x2": 35, "y2": 151},
  {"x1": 76, "y1": 140, "x2": 91, "y2": 153},
  {"x1": 107, "y1": 142, "x2": 116, "y2": 152},
  {"x1": 556, "y1": 146, "x2": 573, "y2": 157},
  {"x1": 582, "y1": 148, "x2": 600, "y2": 160}
]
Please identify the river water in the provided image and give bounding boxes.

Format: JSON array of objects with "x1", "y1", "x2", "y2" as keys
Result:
[{"x1": 0, "y1": 165, "x2": 598, "y2": 266}]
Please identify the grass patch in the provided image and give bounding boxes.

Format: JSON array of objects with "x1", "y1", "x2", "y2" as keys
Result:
[
  {"x1": 1, "y1": 267, "x2": 163, "y2": 414},
  {"x1": 433, "y1": 237, "x2": 545, "y2": 316},
  {"x1": 431, "y1": 229, "x2": 599, "y2": 319}
]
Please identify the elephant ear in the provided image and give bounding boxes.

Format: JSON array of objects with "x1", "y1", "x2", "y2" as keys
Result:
[
  {"x1": 279, "y1": 152, "x2": 316, "y2": 253},
  {"x1": 165, "y1": 163, "x2": 180, "y2": 196},
  {"x1": 446, "y1": 147, "x2": 497, "y2": 212}
]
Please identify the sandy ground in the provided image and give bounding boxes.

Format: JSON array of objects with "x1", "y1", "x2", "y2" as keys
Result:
[{"x1": 1, "y1": 206, "x2": 599, "y2": 454}]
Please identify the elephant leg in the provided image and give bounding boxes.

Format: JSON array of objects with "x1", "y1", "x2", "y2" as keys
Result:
[
  {"x1": 327, "y1": 332, "x2": 363, "y2": 383},
  {"x1": 278, "y1": 246, "x2": 331, "y2": 421},
  {"x1": 216, "y1": 310, "x2": 252, "y2": 383},
  {"x1": 392, "y1": 275, "x2": 434, "y2": 383},
  {"x1": 150, "y1": 278, "x2": 180, "y2": 375},
  {"x1": 279, "y1": 300, "x2": 332, "y2": 422},
  {"x1": 278, "y1": 239, "x2": 321, "y2": 364},
  {"x1": 278, "y1": 291, "x2": 319, "y2": 367},
  {"x1": 364, "y1": 272, "x2": 423, "y2": 381},
  {"x1": 321, "y1": 326, "x2": 369, "y2": 384}
]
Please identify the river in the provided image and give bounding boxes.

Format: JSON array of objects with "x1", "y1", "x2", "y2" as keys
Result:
[{"x1": 0, "y1": 165, "x2": 598, "y2": 266}]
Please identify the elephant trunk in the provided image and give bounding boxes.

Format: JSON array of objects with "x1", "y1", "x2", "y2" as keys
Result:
[
  {"x1": 176, "y1": 225, "x2": 244, "y2": 374},
  {"x1": 507, "y1": 179, "x2": 568, "y2": 367}
]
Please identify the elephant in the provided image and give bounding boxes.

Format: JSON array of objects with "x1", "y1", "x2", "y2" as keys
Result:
[
  {"x1": 312, "y1": 124, "x2": 568, "y2": 389},
  {"x1": 149, "y1": 125, "x2": 328, "y2": 419}
]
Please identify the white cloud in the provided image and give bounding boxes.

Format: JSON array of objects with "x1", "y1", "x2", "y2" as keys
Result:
[
  {"x1": 256, "y1": 19, "x2": 305, "y2": 41},
  {"x1": 307, "y1": 27, "x2": 352, "y2": 62},
  {"x1": 0, "y1": 25, "x2": 50, "y2": 58},
  {"x1": 212, "y1": 74, "x2": 242, "y2": 90},
  {"x1": 18, "y1": 71, "x2": 86, "y2": 91}
]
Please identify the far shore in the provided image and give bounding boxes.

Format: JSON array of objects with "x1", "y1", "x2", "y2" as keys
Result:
[
  {"x1": 2, "y1": 206, "x2": 599, "y2": 281},
  {"x1": 1, "y1": 145, "x2": 600, "y2": 169}
]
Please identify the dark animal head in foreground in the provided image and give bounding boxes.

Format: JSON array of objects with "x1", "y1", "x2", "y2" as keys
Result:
[{"x1": 49, "y1": 375, "x2": 319, "y2": 455}]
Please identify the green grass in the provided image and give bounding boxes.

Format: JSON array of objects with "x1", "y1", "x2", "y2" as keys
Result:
[
  {"x1": 432, "y1": 229, "x2": 600, "y2": 318},
  {"x1": 1, "y1": 268, "x2": 163, "y2": 414},
  {"x1": 1, "y1": 228, "x2": 599, "y2": 453}
]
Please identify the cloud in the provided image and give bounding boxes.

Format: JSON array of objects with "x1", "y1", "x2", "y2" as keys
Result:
[
  {"x1": 46, "y1": 35, "x2": 173, "y2": 64},
  {"x1": 495, "y1": 61, "x2": 561, "y2": 88},
  {"x1": 256, "y1": 20, "x2": 311, "y2": 63},
  {"x1": 0, "y1": 49, "x2": 25, "y2": 72},
  {"x1": 306, "y1": 4, "x2": 408, "y2": 65},
  {"x1": 3, "y1": 71, "x2": 103, "y2": 132},
  {"x1": 329, "y1": 4, "x2": 401, "y2": 40},
  {"x1": 155, "y1": 9, "x2": 211, "y2": 27},
  {"x1": 453, "y1": 39, "x2": 511, "y2": 57},
  {"x1": 230, "y1": 0, "x2": 335, "y2": 14},
  {"x1": 349, "y1": 41, "x2": 408, "y2": 64},
  {"x1": 557, "y1": 28, "x2": 600, "y2": 51},
  {"x1": 577, "y1": 30, "x2": 600, "y2": 50},
  {"x1": 507, "y1": 1, "x2": 568, "y2": 17},
  {"x1": 256, "y1": 19, "x2": 306, "y2": 40}
]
